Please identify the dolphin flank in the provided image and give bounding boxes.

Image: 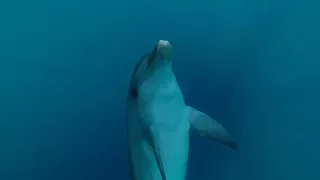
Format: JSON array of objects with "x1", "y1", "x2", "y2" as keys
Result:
[{"x1": 126, "y1": 40, "x2": 238, "y2": 180}]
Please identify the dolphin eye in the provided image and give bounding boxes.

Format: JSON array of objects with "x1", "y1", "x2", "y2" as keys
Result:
[{"x1": 131, "y1": 89, "x2": 138, "y2": 97}]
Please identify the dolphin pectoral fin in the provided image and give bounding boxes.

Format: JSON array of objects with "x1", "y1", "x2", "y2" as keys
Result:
[
  {"x1": 144, "y1": 128, "x2": 167, "y2": 180},
  {"x1": 187, "y1": 106, "x2": 238, "y2": 149}
]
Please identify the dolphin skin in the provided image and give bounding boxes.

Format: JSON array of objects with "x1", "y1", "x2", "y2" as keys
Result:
[{"x1": 126, "y1": 40, "x2": 237, "y2": 180}]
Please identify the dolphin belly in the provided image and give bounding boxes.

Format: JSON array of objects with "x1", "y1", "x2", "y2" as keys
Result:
[
  {"x1": 127, "y1": 102, "x2": 190, "y2": 180},
  {"x1": 151, "y1": 123, "x2": 190, "y2": 180},
  {"x1": 128, "y1": 128, "x2": 161, "y2": 180}
]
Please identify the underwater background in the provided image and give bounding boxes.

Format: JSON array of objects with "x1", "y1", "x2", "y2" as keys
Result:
[{"x1": 0, "y1": 0, "x2": 319, "y2": 179}]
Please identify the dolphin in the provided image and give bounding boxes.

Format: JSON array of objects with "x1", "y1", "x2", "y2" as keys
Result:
[{"x1": 126, "y1": 40, "x2": 238, "y2": 180}]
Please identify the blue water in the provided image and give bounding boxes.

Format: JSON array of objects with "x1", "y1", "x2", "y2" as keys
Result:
[{"x1": 0, "y1": 0, "x2": 320, "y2": 179}]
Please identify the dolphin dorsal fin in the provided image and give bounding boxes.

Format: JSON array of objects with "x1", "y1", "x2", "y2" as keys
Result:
[{"x1": 187, "y1": 106, "x2": 238, "y2": 149}]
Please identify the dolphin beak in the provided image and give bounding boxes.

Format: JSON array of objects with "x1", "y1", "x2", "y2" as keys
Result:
[
  {"x1": 157, "y1": 40, "x2": 172, "y2": 59},
  {"x1": 145, "y1": 40, "x2": 173, "y2": 73},
  {"x1": 148, "y1": 40, "x2": 172, "y2": 66}
]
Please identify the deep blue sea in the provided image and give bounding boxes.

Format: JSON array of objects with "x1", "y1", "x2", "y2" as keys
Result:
[{"x1": 0, "y1": 0, "x2": 319, "y2": 180}]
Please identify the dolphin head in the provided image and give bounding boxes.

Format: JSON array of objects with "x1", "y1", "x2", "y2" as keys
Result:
[{"x1": 128, "y1": 40, "x2": 174, "y2": 100}]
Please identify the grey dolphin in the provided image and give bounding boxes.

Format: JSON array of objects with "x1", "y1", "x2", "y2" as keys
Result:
[{"x1": 126, "y1": 40, "x2": 237, "y2": 180}]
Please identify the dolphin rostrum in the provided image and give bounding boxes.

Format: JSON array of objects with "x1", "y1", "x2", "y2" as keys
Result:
[{"x1": 126, "y1": 40, "x2": 238, "y2": 180}]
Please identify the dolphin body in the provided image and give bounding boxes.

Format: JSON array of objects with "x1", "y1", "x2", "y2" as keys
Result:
[{"x1": 126, "y1": 40, "x2": 237, "y2": 180}]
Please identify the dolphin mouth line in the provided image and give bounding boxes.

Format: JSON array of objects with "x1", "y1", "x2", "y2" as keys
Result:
[
  {"x1": 147, "y1": 45, "x2": 161, "y2": 75},
  {"x1": 145, "y1": 40, "x2": 171, "y2": 80},
  {"x1": 138, "y1": 45, "x2": 161, "y2": 89}
]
